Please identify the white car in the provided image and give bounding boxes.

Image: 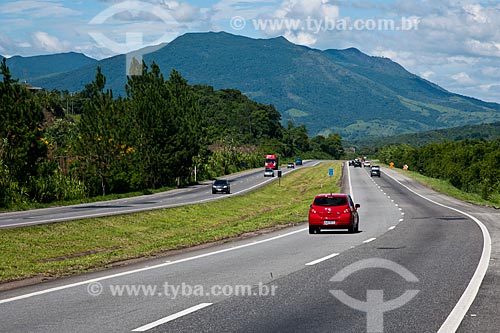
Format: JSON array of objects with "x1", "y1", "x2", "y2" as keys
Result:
[
  {"x1": 264, "y1": 168, "x2": 275, "y2": 177},
  {"x1": 363, "y1": 161, "x2": 371, "y2": 167}
]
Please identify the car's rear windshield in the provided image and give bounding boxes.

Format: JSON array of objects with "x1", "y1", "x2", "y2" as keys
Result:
[
  {"x1": 214, "y1": 180, "x2": 227, "y2": 185},
  {"x1": 313, "y1": 197, "x2": 347, "y2": 206}
]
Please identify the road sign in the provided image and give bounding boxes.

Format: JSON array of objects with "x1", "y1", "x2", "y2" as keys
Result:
[{"x1": 329, "y1": 168, "x2": 334, "y2": 176}]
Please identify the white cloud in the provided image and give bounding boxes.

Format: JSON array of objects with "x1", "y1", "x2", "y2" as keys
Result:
[
  {"x1": 451, "y1": 72, "x2": 474, "y2": 85},
  {"x1": 256, "y1": 0, "x2": 340, "y2": 45},
  {"x1": 30, "y1": 31, "x2": 71, "y2": 53},
  {"x1": 465, "y1": 40, "x2": 500, "y2": 57},
  {"x1": 371, "y1": 48, "x2": 415, "y2": 69},
  {"x1": 420, "y1": 70, "x2": 435, "y2": 80},
  {"x1": 463, "y1": 4, "x2": 489, "y2": 24},
  {"x1": 283, "y1": 31, "x2": 317, "y2": 46},
  {"x1": 0, "y1": 0, "x2": 78, "y2": 18},
  {"x1": 162, "y1": 1, "x2": 200, "y2": 22}
]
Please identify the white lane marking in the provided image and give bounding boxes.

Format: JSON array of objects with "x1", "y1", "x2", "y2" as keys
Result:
[
  {"x1": 399, "y1": 219, "x2": 404, "y2": 222},
  {"x1": 0, "y1": 172, "x2": 280, "y2": 229},
  {"x1": 363, "y1": 238, "x2": 376, "y2": 243},
  {"x1": 388, "y1": 226, "x2": 396, "y2": 231},
  {"x1": 305, "y1": 253, "x2": 340, "y2": 266},
  {"x1": 132, "y1": 303, "x2": 212, "y2": 331},
  {"x1": 383, "y1": 172, "x2": 491, "y2": 333},
  {"x1": 0, "y1": 228, "x2": 308, "y2": 304},
  {"x1": 347, "y1": 163, "x2": 354, "y2": 201}
]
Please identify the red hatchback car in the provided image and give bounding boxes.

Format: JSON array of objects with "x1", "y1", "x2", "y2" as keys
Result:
[{"x1": 308, "y1": 193, "x2": 360, "y2": 234}]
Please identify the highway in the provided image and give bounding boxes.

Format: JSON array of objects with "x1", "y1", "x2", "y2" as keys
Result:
[
  {"x1": 0, "y1": 162, "x2": 497, "y2": 332},
  {"x1": 0, "y1": 162, "x2": 303, "y2": 229}
]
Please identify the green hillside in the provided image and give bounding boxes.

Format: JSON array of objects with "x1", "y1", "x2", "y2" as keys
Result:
[
  {"x1": 6, "y1": 52, "x2": 97, "y2": 84},
  {"x1": 351, "y1": 121, "x2": 500, "y2": 149},
  {"x1": 29, "y1": 32, "x2": 500, "y2": 140}
]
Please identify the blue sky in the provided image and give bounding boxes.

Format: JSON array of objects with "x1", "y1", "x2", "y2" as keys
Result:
[{"x1": 0, "y1": 0, "x2": 499, "y2": 103}]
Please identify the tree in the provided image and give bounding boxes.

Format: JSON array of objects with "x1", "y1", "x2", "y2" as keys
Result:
[
  {"x1": 164, "y1": 69, "x2": 205, "y2": 186},
  {"x1": 0, "y1": 58, "x2": 45, "y2": 185},
  {"x1": 75, "y1": 67, "x2": 126, "y2": 196}
]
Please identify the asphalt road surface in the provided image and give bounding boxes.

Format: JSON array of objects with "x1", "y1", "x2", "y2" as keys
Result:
[
  {"x1": 0, "y1": 162, "x2": 496, "y2": 332},
  {"x1": 0, "y1": 162, "x2": 306, "y2": 229}
]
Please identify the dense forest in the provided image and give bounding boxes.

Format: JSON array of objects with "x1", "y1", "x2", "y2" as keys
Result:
[
  {"x1": 349, "y1": 121, "x2": 500, "y2": 152},
  {"x1": 377, "y1": 139, "x2": 500, "y2": 204},
  {"x1": 0, "y1": 58, "x2": 343, "y2": 208}
]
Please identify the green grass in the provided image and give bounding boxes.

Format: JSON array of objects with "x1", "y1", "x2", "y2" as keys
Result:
[
  {"x1": 391, "y1": 168, "x2": 500, "y2": 208},
  {"x1": 0, "y1": 162, "x2": 342, "y2": 284}
]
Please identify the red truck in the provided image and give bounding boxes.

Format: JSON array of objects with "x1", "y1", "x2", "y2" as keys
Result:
[{"x1": 265, "y1": 154, "x2": 279, "y2": 170}]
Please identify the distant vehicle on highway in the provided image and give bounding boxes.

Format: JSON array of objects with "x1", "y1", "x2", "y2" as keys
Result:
[
  {"x1": 287, "y1": 162, "x2": 295, "y2": 169},
  {"x1": 295, "y1": 157, "x2": 303, "y2": 165},
  {"x1": 370, "y1": 165, "x2": 381, "y2": 177},
  {"x1": 265, "y1": 154, "x2": 279, "y2": 170},
  {"x1": 264, "y1": 168, "x2": 275, "y2": 177},
  {"x1": 353, "y1": 159, "x2": 362, "y2": 168},
  {"x1": 308, "y1": 193, "x2": 360, "y2": 234},
  {"x1": 212, "y1": 179, "x2": 231, "y2": 194},
  {"x1": 363, "y1": 160, "x2": 372, "y2": 167}
]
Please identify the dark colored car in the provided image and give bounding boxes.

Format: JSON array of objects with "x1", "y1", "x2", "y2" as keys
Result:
[
  {"x1": 212, "y1": 179, "x2": 231, "y2": 194},
  {"x1": 295, "y1": 158, "x2": 303, "y2": 165},
  {"x1": 308, "y1": 193, "x2": 360, "y2": 234},
  {"x1": 287, "y1": 162, "x2": 295, "y2": 168},
  {"x1": 353, "y1": 160, "x2": 362, "y2": 168},
  {"x1": 370, "y1": 166, "x2": 381, "y2": 177},
  {"x1": 264, "y1": 168, "x2": 275, "y2": 177},
  {"x1": 348, "y1": 160, "x2": 354, "y2": 166}
]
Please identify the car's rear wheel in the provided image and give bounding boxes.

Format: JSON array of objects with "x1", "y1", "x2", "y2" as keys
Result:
[{"x1": 309, "y1": 226, "x2": 321, "y2": 234}]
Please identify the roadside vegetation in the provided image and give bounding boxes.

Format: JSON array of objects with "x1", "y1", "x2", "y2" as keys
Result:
[
  {"x1": 376, "y1": 140, "x2": 500, "y2": 207},
  {"x1": 0, "y1": 162, "x2": 341, "y2": 284},
  {"x1": 0, "y1": 58, "x2": 344, "y2": 210},
  {"x1": 389, "y1": 168, "x2": 500, "y2": 208}
]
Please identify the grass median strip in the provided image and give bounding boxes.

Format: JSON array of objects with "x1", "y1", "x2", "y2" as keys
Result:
[{"x1": 0, "y1": 162, "x2": 342, "y2": 284}]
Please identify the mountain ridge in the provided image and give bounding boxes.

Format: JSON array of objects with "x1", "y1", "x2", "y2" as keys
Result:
[
  {"x1": 10, "y1": 31, "x2": 499, "y2": 140},
  {"x1": 5, "y1": 52, "x2": 97, "y2": 84}
]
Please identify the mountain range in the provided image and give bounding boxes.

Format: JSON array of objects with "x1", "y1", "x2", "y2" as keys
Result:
[
  {"x1": 5, "y1": 52, "x2": 97, "y2": 84},
  {"x1": 5, "y1": 32, "x2": 500, "y2": 140}
]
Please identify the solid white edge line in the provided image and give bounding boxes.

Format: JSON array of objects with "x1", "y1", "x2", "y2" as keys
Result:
[
  {"x1": 347, "y1": 162, "x2": 354, "y2": 201},
  {"x1": 0, "y1": 227, "x2": 308, "y2": 305},
  {"x1": 305, "y1": 253, "x2": 340, "y2": 266},
  {"x1": 131, "y1": 303, "x2": 213, "y2": 331},
  {"x1": 384, "y1": 171, "x2": 491, "y2": 333},
  {"x1": 0, "y1": 171, "x2": 285, "y2": 229},
  {"x1": 363, "y1": 238, "x2": 376, "y2": 243}
]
